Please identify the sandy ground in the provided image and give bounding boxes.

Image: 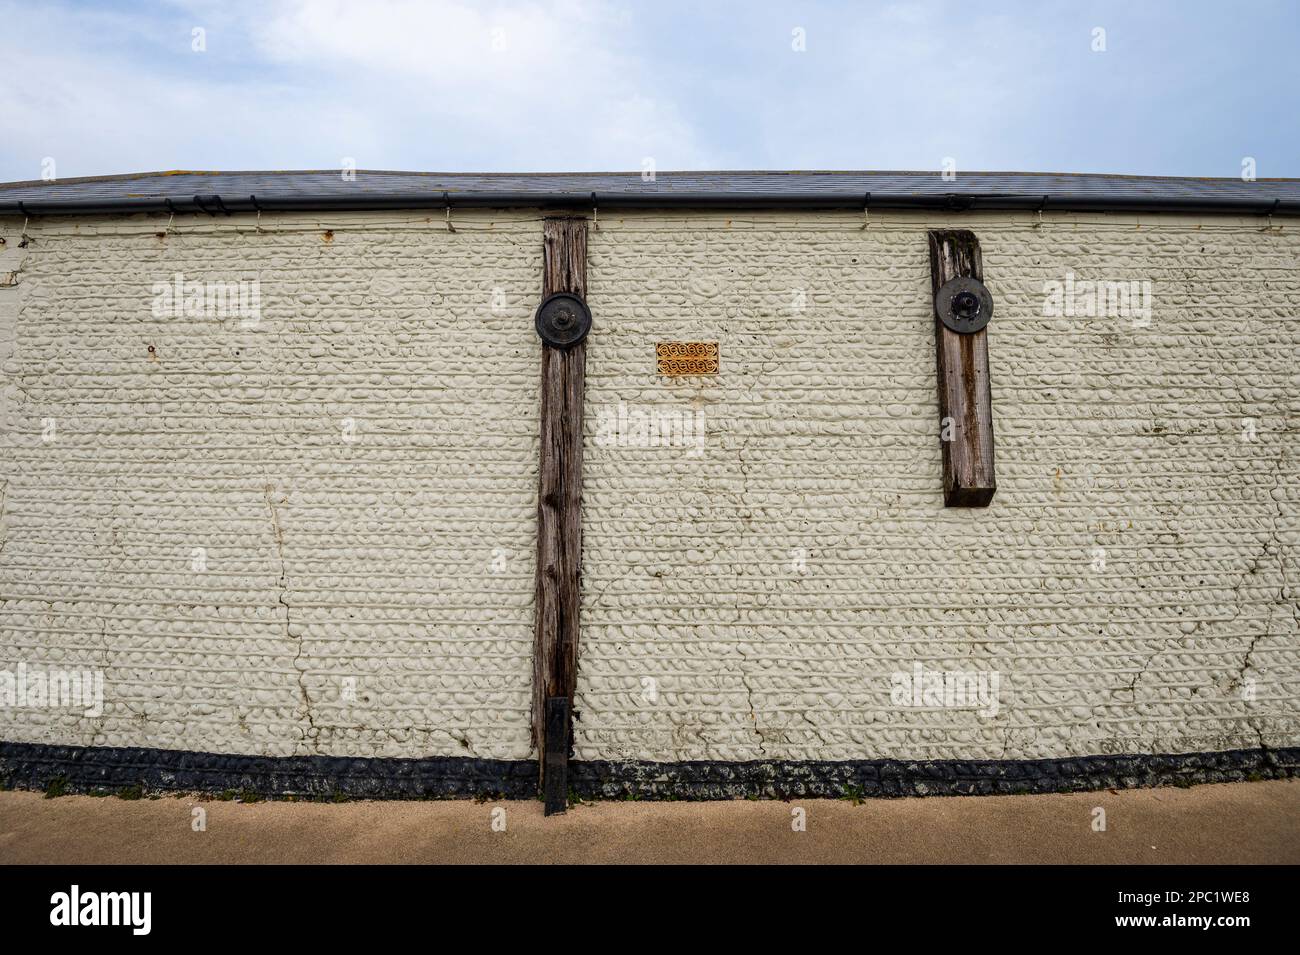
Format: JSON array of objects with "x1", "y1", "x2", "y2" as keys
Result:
[{"x1": 0, "y1": 780, "x2": 1296, "y2": 864}]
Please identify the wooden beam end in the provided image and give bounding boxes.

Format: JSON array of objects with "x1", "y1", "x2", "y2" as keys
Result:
[{"x1": 944, "y1": 484, "x2": 997, "y2": 508}]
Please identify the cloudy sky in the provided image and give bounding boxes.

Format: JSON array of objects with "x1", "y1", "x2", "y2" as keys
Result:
[{"x1": 4, "y1": 0, "x2": 1297, "y2": 183}]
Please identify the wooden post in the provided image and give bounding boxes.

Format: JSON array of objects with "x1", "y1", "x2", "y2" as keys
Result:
[
  {"x1": 928, "y1": 230, "x2": 996, "y2": 506},
  {"x1": 543, "y1": 696, "x2": 570, "y2": 814},
  {"x1": 533, "y1": 217, "x2": 587, "y2": 814}
]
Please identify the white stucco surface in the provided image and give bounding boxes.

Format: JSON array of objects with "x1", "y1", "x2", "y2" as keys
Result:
[
  {"x1": 0, "y1": 211, "x2": 541, "y2": 759},
  {"x1": 0, "y1": 209, "x2": 1296, "y2": 763},
  {"x1": 578, "y1": 210, "x2": 1298, "y2": 762}
]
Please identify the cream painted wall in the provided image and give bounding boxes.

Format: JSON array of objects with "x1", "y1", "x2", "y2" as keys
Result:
[
  {"x1": 0, "y1": 208, "x2": 1296, "y2": 764},
  {"x1": 578, "y1": 210, "x2": 1298, "y2": 762},
  {"x1": 0, "y1": 211, "x2": 541, "y2": 759}
]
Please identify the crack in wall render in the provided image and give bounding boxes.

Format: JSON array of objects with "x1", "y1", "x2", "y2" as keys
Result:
[{"x1": 263, "y1": 482, "x2": 317, "y2": 748}]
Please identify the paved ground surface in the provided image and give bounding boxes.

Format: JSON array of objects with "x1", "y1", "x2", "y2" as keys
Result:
[{"x1": 1, "y1": 780, "x2": 1296, "y2": 864}]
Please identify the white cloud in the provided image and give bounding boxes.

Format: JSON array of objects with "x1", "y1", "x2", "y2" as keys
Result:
[
  {"x1": 0, "y1": 0, "x2": 712, "y2": 179},
  {"x1": 229, "y1": 0, "x2": 712, "y2": 170},
  {"x1": 0, "y1": 0, "x2": 1291, "y2": 180}
]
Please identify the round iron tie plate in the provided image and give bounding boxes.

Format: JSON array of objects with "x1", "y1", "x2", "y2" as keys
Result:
[
  {"x1": 935, "y1": 276, "x2": 994, "y2": 334},
  {"x1": 535, "y1": 292, "x2": 592, "y2": 348}
]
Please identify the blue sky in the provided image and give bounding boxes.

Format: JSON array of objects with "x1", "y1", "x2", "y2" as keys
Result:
[{"x1": 4, "y1": 0, "x2": 1297, "y2": 182}]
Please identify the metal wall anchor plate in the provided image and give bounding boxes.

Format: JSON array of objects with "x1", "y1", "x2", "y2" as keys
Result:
[
  {"x1": 535, "y1": 292, "x2": 592, "y2": 348},
  {"x1": 935, "y1": 276, "x2": 993, "y2": 334}
]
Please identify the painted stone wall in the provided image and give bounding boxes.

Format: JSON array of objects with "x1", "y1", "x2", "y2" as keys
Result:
[
  {"x1": 0, "y1": 211, "x2": 541, "y2": 760},
  {"x1": 0, "y1": 208, "x2": 1296, "y2": 769},
  {"x1": 578, "y1": 209, "x2": 1299, "y2": 763}
]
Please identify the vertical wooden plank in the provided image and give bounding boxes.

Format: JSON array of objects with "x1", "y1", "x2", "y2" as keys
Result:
[
  {"x1": 543, "y1": 696, "x2": 569, "y2": 814},
  {"x1": 928, "y1": 230, "x2": 996, "y2": 506},
  {"x1": 533, "y1": 217, "x2": 587, "y2": 813}
]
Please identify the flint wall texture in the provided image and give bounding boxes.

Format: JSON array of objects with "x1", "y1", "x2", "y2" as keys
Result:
[
  {"x1": 0, "y1": 209, "x2": 1296, "y2": 768},
  {"x1": 0, "y1": 211, "x2": 542, "y2": 760},
  {"x1": 577, "y1": 210, "x2": 1298, "y2": 763}
]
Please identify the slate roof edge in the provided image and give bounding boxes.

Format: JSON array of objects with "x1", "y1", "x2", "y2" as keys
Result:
[
  {"x1": 2, "y1": 194, "x2": 1296, "y2": 217},
  {"x1": 1, "y1": 169, "x2": 1298, "y2": 217},
  {"x1": 4, "y1": 167, "x2": 1300, "y2": 186}
]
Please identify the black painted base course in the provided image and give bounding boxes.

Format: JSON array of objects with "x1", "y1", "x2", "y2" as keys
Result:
[
  {"x1": 572, "y1": 748, "x2": 1300, "y2": 799},
  {"x1": 0, "y1": 743, "x2": 538, "y2": 800},
  {"x1": 3, "y1": 741, "x2": 1297, "y2": 800}
]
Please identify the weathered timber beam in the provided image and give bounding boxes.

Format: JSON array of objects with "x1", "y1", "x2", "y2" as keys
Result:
[
  {"x1": 533, "y1": 216, "x2": 588, "y2": 814},
  {"x1": 928, "y1": 230, "x2": 996, "y2": 506}
]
